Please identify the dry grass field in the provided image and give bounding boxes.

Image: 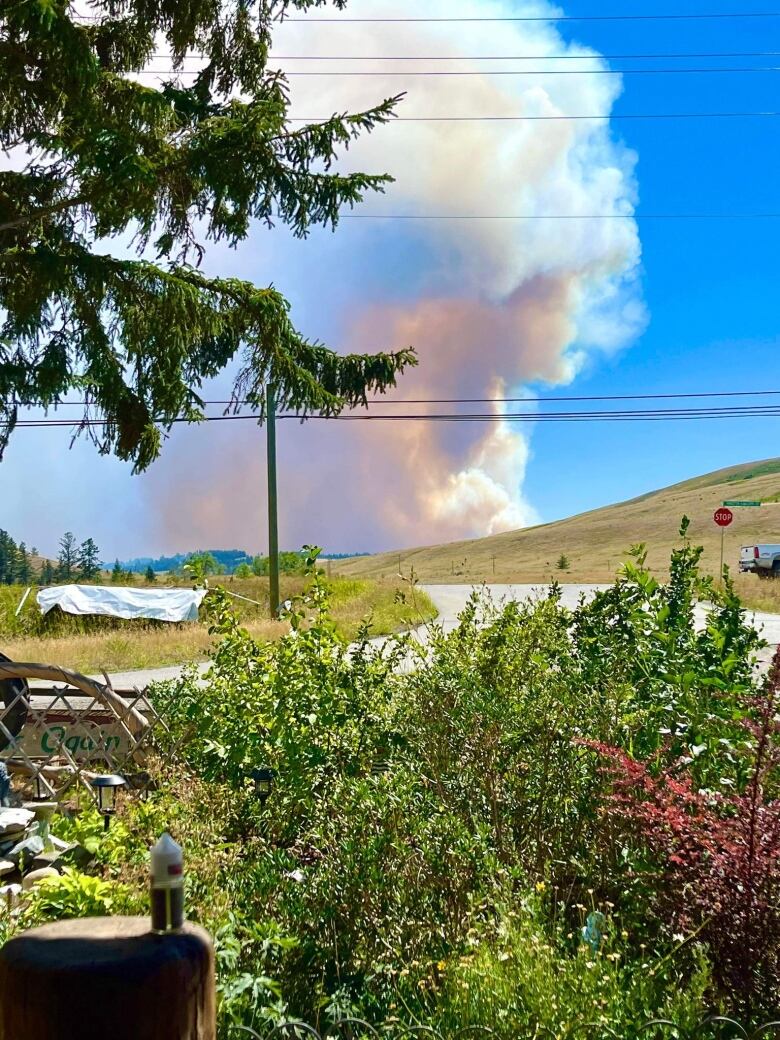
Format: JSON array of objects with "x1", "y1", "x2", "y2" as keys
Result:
[
  {"x1": 335, "y1": 458, "x2": 780, "y2": 589},
  {"x1": 0, "y1": 575, "x2": 436, "y2": 675}
]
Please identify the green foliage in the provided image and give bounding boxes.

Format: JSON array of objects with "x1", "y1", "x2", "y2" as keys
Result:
[
  {"x1": 185, "y1": 551, "x2": 224, "y2": 579},
  {"x1": 556, "y1": 553, "x2": 570, "y2": 571},
  {"x1": 56, "y1": 531, "x2": 78, "y2": 582},
  {"x1": 77, "y1": 537, "x2": 101, "y2": 580},
  {"x1": 251, "y1": 551, "x2": 310, "y2": 577},
  {"x1": 52, "y1": 806, "x2": 133, "y2": 868},
  {"x1": 154, "y1": 566, "x2": 404, "y2": 837},
  {"x1": 571, "y1": 517, "x2": 763, "y2": 785},
  {"x1": 424, "y1": 906, "x2": 712, "y2": 1040},
  {"x1": 0, "y1": 529, "x2": 36, "y2": 584},
  {"x1": 7, "y1": 527, "x2": 777, "y2": 1034},
  {"x1": 20, "y1": 868, "x2": 131, "y2": 926},
  {"x1": 0, "y1": 0, "x2": 415, "y2": 469}
]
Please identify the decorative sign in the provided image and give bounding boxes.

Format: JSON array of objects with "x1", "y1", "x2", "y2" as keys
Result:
[
  {"x1": 714, "y1": 507, "x2": 734, "y2": 528},
  {"x1": 0, "y1": 689, "x2": 140, "y2": 762}
]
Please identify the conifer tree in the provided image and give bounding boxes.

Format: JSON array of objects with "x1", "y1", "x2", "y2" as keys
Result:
[
  {"x1": 14, "y1": 541, "x2": 31, "y2": 584},
  {"x1": 145, "y1": 566, "x2": 156, "y2": 584},
  {"x1": 56, "y1": 531, "x2": 78, "y2": 582},
  {"x1": 111, "y1": 559, "x2": 123, "y2": 584},
  {"x1": 39, "y1": 559, "x2": 55, "y2": 585},
  {"x1": 0, "y1": 530, "x2": 15, "y2": 584},
  {"x1": 77, "y1": 538, "x2": 101, "y2": 581},
  {"x1": 0, "y1": 1, "x2": 414, "y2": 470}
]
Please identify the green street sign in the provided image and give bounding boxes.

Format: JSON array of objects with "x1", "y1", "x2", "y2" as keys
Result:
[{"x1": 723, "y1": 500, "x2": 762, "y2": 507}]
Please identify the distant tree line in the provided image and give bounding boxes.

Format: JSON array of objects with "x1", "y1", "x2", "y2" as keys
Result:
[
  {"x1": 0, "y1": 530, "x2": 103, "y2": 586},
  {"x1": 117, "y1": 548, "x2": 371, "y2": 576},
  {"x1": 119, "y1": 549, "x2": 253, "y2": 575}
]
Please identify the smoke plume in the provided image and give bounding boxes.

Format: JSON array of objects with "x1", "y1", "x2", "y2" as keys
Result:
[{"x1": 141, "y1": 0, "x2": 645, "y2": 553}]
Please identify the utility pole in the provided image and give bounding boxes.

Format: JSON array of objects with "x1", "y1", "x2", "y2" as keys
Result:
[{"x1": 266, "y1": 383, "x2": 280, "y2": 618}]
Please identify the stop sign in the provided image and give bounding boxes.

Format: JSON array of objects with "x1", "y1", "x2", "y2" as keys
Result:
[{"x1": 714, "y1": 507, "x2": 734, "y2": 528}]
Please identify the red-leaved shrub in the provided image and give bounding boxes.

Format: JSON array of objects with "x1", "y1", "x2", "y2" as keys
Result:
[{"x1": 595, "y1": 648, "x2": 780, "y2": 1016}]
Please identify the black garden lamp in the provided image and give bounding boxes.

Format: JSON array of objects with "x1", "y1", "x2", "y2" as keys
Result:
[
  {"x1": 33, "y1": 771, "x2": 51, "y2": 802},
  {"x1": 250, "y1": 767, "x2": 275, "y2": 806},
  {"x1": 90, "y1": 774, "x2": 127, "y2": 830}
]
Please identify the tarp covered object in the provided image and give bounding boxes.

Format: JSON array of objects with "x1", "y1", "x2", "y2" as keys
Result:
[{"x1": 37, "y1": 584, "x2": 207, "y2": 623}]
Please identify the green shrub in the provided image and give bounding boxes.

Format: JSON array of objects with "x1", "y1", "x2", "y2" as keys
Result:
[
  {"x1": 7, "y1": 528, "x2": 773, "y2": 1033},
  {"x1": 20, "y1": 868, "x2": 131, "y2": 925}
]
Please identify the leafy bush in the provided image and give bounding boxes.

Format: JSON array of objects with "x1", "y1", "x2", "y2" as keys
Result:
[
  {"x1": 411, "y1": 897, "x2": 712, "y2": 1040},
  {"x1": 571, "y1": 520, "x2": 762, "y2": 786},
  {"x1": 20, "y1": 868, "x2": 131, "y2": 925},
  {"x1": 154, "y1": 572, "x2": 403, "y2": 838},
  {"x1": 8, "y1": 528, "x2": 778, "y2": 1033},
  {"x1": 594, "y1": 648, "x2": 780, "y2": 1015}
]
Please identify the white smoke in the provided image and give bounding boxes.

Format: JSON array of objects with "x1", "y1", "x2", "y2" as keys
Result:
[{"x1": 141, "y1": 0, "x2": 645, "y2": 552}]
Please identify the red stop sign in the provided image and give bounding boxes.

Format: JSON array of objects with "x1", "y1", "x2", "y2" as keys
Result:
[{"x1": 714, "y1": 507, "x2": 734, "y2": 528}]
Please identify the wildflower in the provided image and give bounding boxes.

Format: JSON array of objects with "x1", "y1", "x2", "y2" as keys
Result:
[
  {"x1": 621, "y1": 931, "x2": 629, "y2": 940},
  {"x1": 437, "y1": 960, "x2": 447, "y2": 971},
  {"x1": 535, "y1": 881, "x2": 547, "y2": 894}
]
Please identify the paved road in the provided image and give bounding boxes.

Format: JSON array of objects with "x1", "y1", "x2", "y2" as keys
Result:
[
  {"x1": 420, "y1": 583, "x2": 780, "y2": 669},
  {"x1": 420, "y1": 583, "x2": 610, "y2": 628},
  {"x1": 32, "y1": 583, "x2": 780, "y2": 688}
]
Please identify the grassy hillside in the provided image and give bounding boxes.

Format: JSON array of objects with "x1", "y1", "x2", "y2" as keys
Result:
[{"x1": 335, "y1": 458, "x2": 780, "y2": 584}]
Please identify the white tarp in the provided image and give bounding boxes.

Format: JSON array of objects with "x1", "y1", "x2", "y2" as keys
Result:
[{"x1": 37, "y1": 584, "x2": 207, "y2": 623}]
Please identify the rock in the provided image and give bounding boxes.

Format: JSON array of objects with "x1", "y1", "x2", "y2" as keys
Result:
[
  {"x1": 7, "y1": 834, "x2": 44, "y2": 870},
  {"x1": 0, "y1": 807, "x2": 33, "y2": 837},
  {"x1": 0, "y1": 860, "x2": 14, "y2": 878},
  {"x1": 56, "y1": 842, "x2": 94, "y2": 871},
  {"x1": 0, "y1": 883, "x2": 22, "y2": 910},
  {"x1": 30, "y1": 850, "x2": 67, "y2": 872},
  {"x1": 22, "y1": 867, "x2": 60, "y2": 891}
]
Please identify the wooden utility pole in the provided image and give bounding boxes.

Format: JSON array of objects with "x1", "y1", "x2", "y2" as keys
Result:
[
  {"x1": 0, "y1": 916, "x2": 215, "y2": 1040},
  {"x1": 266, "y1": 382, "x2": 280, "y2": 618}
]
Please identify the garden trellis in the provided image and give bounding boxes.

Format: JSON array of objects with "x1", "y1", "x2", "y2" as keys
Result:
[{"x1": 0, "y1": 661, "x2": 182, "y2": 804}]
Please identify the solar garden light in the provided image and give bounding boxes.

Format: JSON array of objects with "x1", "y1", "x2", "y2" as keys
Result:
[
  {"x1": 30, "y1": 771, "x2": 58, "y2": 851},
  {"x1": 90, "y1": 774, "x2": 127, "y2": 830},
  {"x1": 250, "y1": 767, "x2": 275, "y2": 806},
  {"x1": 33, "y1": 772, "x2": 50, "y2": 802}
]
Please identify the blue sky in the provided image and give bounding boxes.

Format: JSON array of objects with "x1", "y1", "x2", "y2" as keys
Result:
[
  {"x1": 522, "y1": 1, "x2": 780, "y2": 519},
  {"x1": 2, "y1": 0, "x2": 780, "y2": 558}
]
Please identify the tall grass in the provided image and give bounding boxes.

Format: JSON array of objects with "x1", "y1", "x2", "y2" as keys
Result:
[{"x1": 0, "y1": 576, "x2": 436, "y2": 674}]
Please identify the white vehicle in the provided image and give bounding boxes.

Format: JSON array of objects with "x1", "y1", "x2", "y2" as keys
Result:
[{"x1": 740, "y1": 544, "x2": 780, "y2": 578}]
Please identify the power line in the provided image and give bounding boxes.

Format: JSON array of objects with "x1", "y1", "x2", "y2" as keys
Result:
[
  {"x1": 286, "y1": 112, "x2": 780, "y2": 122},
  {"x1": 283, "y1": 12, "x2": 780, "y2": 22},
  {"x1": 137, "y1": 66, "x2": 780, "y2": 76},
  {"x1": 339, "y1": 213, "x2": 780, "y2": 220},
  {"x1": 25, "y1": 389, "x2": 780, "y2": 407},
  {"x1": 11, "y1": 404, "x2": 780, "y2": 428},
  {"x1": 152, "y1": 51, "x2": 780, "y2": 60},
  {"x1": 73, "y1": 11, "x2": 780, "y2": 22}
]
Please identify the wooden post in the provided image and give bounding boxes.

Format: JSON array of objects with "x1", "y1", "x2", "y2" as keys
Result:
[
  {"x1": 0, "y1": 916, "x2": 215, "y2": 1040},
  {"x1": 266, "y1": 382, "x2": 280, "y2": 619}
]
